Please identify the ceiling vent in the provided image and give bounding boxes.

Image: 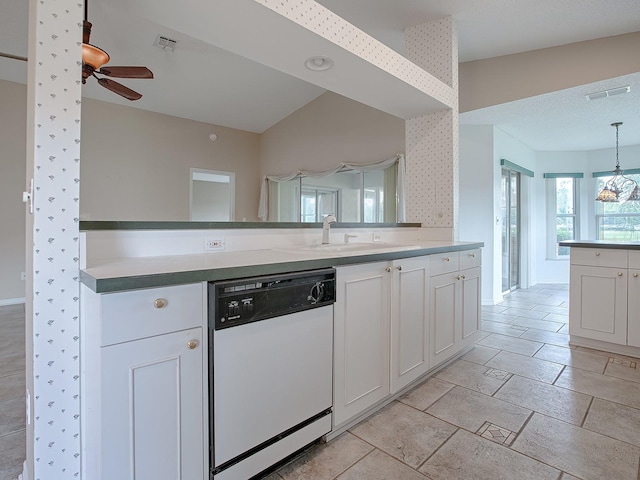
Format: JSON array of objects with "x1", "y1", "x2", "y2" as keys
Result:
[
  {"x1": 585, "y1": 85, "x2": 630, "y2": 101},
  {"x1": 153, "y1": 34, "x2": 178, "y2": 52}
]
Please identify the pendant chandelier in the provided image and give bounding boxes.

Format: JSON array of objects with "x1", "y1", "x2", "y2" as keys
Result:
[{"x1": 595, "y1": 122, "x2": 640, "y2": 202}]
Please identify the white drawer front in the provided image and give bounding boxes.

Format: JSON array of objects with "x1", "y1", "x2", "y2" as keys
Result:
[
  {"x1": 101, "y1": 283, "x2": 205, "y2": 346},
  {"x1": 629, "y1": 251, "x2": 640, "y2": 269},
  {"x1": 429, "y1": 251, "x2": 460, "y2": 276},
  {"x1": 459, "y1": 248, "x2": 481, "y2": 270},
  {"x1": 570, "y1": 247, "x2": 627, "y2": 268}
]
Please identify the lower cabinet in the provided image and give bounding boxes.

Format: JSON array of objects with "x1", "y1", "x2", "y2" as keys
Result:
[
  {"x1": 333, "y1": 249, "x2": 481, "y2": 429},
  {"x1": 569, "y1": 264, "x2": 628, "y2": 344},
  {"x1": 390, "y1": 257, "x2": 430, "y2": 393},
  {"x1": 102, "y1": 327, "x2": 205, "y2": 480},
  {"x1": 333, "y1": 261, "x2": 391, "y2": 427},
  {"x1": 628, "y1": 267, "x2": 640, "y2": 347},
  {"x1": 429, "y1": 251, "x2": 481, "y2": 368},
  {"x1": 81, "y1": 282, "x2": 207, "y2": 480}
]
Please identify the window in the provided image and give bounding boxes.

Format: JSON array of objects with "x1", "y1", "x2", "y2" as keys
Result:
[
  {"x1": 300, "y1": 187, "x2": 339, "y2": 223},
  {"x1": 545, "y1": 175, "x2": 579, "y2": 258},
  {"x1": 595, "y1": 173, "x2": 640, "y2": 241}
]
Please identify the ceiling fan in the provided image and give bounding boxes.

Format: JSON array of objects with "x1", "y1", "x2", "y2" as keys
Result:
[{"x1": 82, "y1": 1, "x2": 153, "y2": 101}]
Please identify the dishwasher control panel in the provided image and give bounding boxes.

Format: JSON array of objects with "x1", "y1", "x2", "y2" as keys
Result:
[{"x1": 209, "y1": 268, "x2": 335, "y2": 330}]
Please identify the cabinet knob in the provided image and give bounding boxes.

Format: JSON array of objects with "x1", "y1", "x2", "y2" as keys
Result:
[
  {"x1": 618, "y1": 272, "x2": 623, "y2": 277},
  {"x1": 634, "y1": 273, "x2": 639, "y2": 278},
  {"x1": 470, "y1": 253, "x2": 476, "y2": 258},
  {"x1": 396, "y1": 265, "x2": 403, "y2": 271},
  {"x1": 461, "y1": 274, "x2": 466, "y2": 279},
  {"x1": 595, "y1": 251, "x2": 601, "y2": 256},
  {"x1": 385, "y1": 266, "x2": 392, "y2": 273},
  {"x1": 443, "y1": 257, "x2": 450, "y2": 262},
  {"x1": 456, "y1": 275, "x2": 461, "y2": 281},
  {"x1": 154, "y1": 298, "x2": 167, "y2": 309},
  {"x1": 187, "y1": 339, "x2": 199, "y2": 350}
]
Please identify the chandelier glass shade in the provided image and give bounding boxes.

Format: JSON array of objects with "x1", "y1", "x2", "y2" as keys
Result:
[{"x1": 595, "y1": 122, "x2": 639, "y2": 203}]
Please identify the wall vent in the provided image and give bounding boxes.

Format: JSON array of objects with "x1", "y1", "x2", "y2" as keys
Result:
[
  {"x1": 153, "y1": 34, "x2": 178, "y2": 52},
  {"x1": 585, "y1": 85, "x2": 630, "y2": 101}
]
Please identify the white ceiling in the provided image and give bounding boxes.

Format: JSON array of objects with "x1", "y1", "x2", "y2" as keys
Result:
[{"x1": 1, "y1": 0, "x2": 639, "y2": 149}]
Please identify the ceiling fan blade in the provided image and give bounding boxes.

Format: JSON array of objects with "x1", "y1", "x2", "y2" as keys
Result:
[
  {"x1": 98, "y1": 66, "x2": 154, "y2": 79},
  {"x1": 97, "y1": 77, "x2": 143, "y2": 101}
]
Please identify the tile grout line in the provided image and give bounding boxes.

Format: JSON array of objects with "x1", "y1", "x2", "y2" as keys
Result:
[{"x1": 579, "y1": 395, "x2": 595, "y2": 428}]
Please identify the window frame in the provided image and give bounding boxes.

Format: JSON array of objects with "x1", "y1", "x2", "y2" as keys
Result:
[
  {"x1": 545, "y1": 175, "x2": 580, "y2": 259},
  {"x1": 594, "y1": 172, "x2": 640, "y2": 241}
]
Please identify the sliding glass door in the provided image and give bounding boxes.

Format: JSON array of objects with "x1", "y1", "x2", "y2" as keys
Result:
[{"x1": 501, "y1": 169, "x2": 520, "y2": 293}]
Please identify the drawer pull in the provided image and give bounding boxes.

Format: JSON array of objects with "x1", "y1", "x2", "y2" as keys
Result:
[
  {"x1": 635, "y1": 273, "x2": 639, "y2": 278},
  {"x1": 396, "y1": 265, "x2": 403, "y2": 271},
  {"x1": 618, "y1": 272, "x2": 623, "y2": 277},
  {"x1": 187, "y1": 339, "x2": 199, "y2": 350},
  {"x1": 595, "y1": 251, "x2": 601, "y2": 256},
  {"x1": 443, "y1": 257, "x2": 450, "y2": 262},
  {"x1": 154, "y1": 298, "x2": 167, "y2": 309}
]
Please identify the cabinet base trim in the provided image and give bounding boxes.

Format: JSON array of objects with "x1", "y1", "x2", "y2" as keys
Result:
[{"x1": 570, "y1": 335, "x2": 640, "y2": 358}]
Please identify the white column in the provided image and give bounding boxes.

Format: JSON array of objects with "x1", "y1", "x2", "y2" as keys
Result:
[
  {"x1": 405, "y1": 18, "x2": 459, "y2": 239},
  {"x1": 25, "y1": 0, "x2": 83, "y2": 477}
]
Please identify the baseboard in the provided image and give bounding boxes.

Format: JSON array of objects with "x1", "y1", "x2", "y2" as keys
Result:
[{"x1": 0, "y1": 297, "x2": 25, "y2": 306}]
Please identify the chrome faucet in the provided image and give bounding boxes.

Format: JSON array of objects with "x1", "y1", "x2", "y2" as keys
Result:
[{"x1": 321, "y1": 214, "x2": 337, "y2": 244}]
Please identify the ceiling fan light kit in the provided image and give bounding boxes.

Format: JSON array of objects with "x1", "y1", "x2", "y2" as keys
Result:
[
  {"x1": 595, "y1": 122, "x2": 639, "y2": 203},
  {"x1": 81, "y1": 2, "x2": 153, "y2": 101}
]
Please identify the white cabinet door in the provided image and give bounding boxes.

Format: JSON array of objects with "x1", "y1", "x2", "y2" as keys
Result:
[
  {"x1": 333, "y1": 262, "x2": 390, "y2": 428},
  {"x1": 569, "y1": 265, "x2": 627, "y2": 345},
  {"x1": 390, "y1": 257, "x2": 429, "y2": 393},
  {"x1": 460, "y1": 266, "x2": 481, "y2": 349},
  {"x1": 102, "y1": 327, "x2": 205, "y2": 480},
  {"x1": 429, "y1": 270, "x2": 461, "y2": 367},
  {"x1": 627, "y1": 269, "x2": 640, "y2": 347}
]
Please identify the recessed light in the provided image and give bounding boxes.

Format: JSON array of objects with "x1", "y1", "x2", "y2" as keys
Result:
[{"x1": 305, "y1": 56, "x2": 333, "y2": 71}]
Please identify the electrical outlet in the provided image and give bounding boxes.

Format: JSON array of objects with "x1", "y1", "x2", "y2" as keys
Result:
[
  {"x1": 205, "y1": 238, "x2": 225, "y2": 251},
  {"x1": 20, "y1": 272, "x2": 26, "y2": 281},
  {"x1": 373, "y1": 232, "x2": 382, "y2": 242}
]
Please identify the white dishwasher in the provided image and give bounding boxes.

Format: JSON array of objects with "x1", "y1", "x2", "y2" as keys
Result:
[{"x1": 208, "y1": 269, "x2": 335, "y2": 480}]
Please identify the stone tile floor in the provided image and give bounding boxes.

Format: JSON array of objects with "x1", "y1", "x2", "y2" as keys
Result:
[
  {"x1": 0, "y1": 304, "x2": 25, "y2": 480},
  {"x1": 4, "y1": 285, "x2": 640, "y2": 479},
  {"x1": 268, "y1": 284, "x2": 640, "y2": 480}
]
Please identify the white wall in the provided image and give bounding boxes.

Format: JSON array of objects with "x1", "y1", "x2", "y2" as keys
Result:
[
  {"x1": 460, "y1": 126, "x2": 537, "y2": 303},
  {"x1": 459, "y1": 125, "x2": 497, "y2": 304},
  {"x1": 494, "y1": 128, "x2": 537, "y2": 290}
]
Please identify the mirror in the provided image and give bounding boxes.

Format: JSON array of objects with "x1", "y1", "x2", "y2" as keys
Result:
[
  {"x1": 269, "y1": 165, "x2": 398, "y2": 223},
  {"x1": 79, "y1": 3, "x2": 405, "y2": 224}
]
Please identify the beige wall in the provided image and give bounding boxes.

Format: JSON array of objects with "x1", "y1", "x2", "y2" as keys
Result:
[
  {"x1": 460, "y1": 31, "x2": 640, "y2": 113},
  {"x1": 260, "y1": 92, "x2": 405, "y2": 177},
  {"x1": 80, "y1": 99, "x2": 261, "y2": 221},
  {"x1": 0, "y1": 80, "x2": 27, "y2": 302}
]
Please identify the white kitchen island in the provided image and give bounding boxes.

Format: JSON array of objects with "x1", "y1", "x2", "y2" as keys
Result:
[{"x1": 560, "y1": 240, "x2": 640, "y2": 357}]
